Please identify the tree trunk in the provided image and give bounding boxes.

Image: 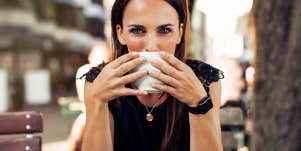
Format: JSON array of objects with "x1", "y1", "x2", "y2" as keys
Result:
[{"x1": 252, "y1": 0, "x2": 301, "y2": 151}]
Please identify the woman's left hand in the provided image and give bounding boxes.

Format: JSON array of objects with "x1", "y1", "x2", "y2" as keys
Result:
[{"x1": 148, "y1": 52, "x2": 208, "y2": 106}]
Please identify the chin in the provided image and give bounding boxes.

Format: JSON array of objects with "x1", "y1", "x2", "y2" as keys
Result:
[{"x1": 146, "y1": 92, "x2": 165, "y2": 98}]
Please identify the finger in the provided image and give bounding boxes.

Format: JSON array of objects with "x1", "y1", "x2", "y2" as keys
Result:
[
  {"x1": 151, "y1": 83, "x2": 175, "y2": 95},
  {"x1": 148, "y1": 70, "x2": 180, "y2": 87},
  {"x1": 159, "y1": 52, "x2": 185, "y2": 71},
  {"x1": 118, "y1": 70, "x2": 148, "y2": 85},
  {"x1": 115, "y1": 56, "x2": 146, "y2": 76},
  {"x1": 110, "y1": 52, "x2": 139, "y2": 68},
  {"x1": 150, "y1": 59, "x2": 181, "y2": 79},
  {"x1": 116, "y1": 88, "x2": 148, "y2": 96}
]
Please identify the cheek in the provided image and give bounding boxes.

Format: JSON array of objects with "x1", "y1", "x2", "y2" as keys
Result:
[
  {"x1": 124, "y1": 35, "x2": 179, "y2": 54},
  {"x1": 125, "y1": 37, "x2": 145, "y2": 52},
  {"x1": 157, "y1": 37, "x2": 178, "y2": 54}
]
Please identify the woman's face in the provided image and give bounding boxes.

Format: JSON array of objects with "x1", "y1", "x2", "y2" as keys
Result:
[{"x1": 116, "y1": 0, "x2": 183, "y2": 55}]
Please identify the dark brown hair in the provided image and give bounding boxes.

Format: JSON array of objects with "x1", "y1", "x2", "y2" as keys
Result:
[{"x1": 111, "y1": 0, "x2": 190, "y2": 150}]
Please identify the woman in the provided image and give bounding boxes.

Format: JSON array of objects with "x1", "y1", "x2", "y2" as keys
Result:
[{"x1": 82, "y1": 0, "x2": 224, "y2": 151}]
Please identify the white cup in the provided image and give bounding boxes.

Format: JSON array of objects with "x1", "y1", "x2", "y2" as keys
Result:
[{"x1": 131, "y1": 52, "x2": 168, "y2": 93}]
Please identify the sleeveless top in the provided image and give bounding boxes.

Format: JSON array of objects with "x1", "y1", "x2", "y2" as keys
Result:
[{"x1": 83, "y1": 59, "x2": 224, "y2": 151}]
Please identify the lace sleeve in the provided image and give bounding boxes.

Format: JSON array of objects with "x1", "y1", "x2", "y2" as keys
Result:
[
  {"x1": 78, "y1": 62, "x2": 108, "y2": 83},
  {"x1": 185, "y1": 59, "x2": 224, "y2": 86}
]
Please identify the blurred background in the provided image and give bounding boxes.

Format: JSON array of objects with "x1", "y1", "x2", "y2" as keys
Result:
[{"x1": 0, "y1": 0, "x2": 299, "y2": 151}]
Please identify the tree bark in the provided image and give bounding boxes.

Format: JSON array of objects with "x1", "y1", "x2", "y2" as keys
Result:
[{"x1": 252, "y1": 0, "x2": 301, "y2": 150}]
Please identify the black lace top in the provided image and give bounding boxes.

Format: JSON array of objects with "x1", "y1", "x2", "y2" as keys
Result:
[{"x1": 82, "y1": 59, "x2": 224, "y2": 151}]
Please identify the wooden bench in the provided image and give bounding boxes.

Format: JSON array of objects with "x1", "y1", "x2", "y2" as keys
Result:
[
  {"x1": 221, "y1": 107, "x2": 246, "y2": 151},
  {"x1": 0, "y1": 111, "x2": 43, "y2": 151}
]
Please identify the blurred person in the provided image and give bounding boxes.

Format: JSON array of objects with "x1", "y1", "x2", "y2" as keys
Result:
[
  {"x1": 88, "y1": 41, "x2": 112, "y2": 66},
  {"x1": 82, "y1": 0, "x2": 224, "y2": 151},
  {"x1": 76, "y1": 42, "x2": 112, "y2": 103},
  {"x1": 67, "y1": 41, "x2": 111, "y2": 151}
]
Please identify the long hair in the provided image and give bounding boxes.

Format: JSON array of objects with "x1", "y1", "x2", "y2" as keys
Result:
[{"x1": 110, "y1": 0, "x2": 190, "y2": 150}]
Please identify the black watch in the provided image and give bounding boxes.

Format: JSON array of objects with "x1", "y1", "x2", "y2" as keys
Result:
[{"x1": 186, "y1": 95, "x2": 213, "y2": 114}]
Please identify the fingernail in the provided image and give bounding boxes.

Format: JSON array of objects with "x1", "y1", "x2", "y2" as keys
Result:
[
  {"x1": 132, "y1": 52, "x2": 138, "y2": 56},
  {"x1": 150, "y1": 60, "x2": 156, "y2": 64},
  {"x1": 140, "y1": 56, "x2": 146, "y2": 61},
  {"x1": 148, "y1": 70, "x2": 154, "y2": 74}
]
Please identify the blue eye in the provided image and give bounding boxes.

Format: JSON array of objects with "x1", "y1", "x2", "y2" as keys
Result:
[
  {"x1": 159, "y1": 28, "x2": 171, "y2": 34},
  {"x1": 130, "y1": 28, "x2": 145, "y2": 34}
]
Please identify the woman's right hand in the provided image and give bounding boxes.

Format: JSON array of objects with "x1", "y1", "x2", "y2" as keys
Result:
[{"x1": 84, "y1": 52, "x2": 148, "y2": 107}]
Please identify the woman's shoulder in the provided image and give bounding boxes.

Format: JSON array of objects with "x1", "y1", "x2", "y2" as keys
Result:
[
  {"x1": 185, "y1": 59, "x2": 224, "y2": 86},
  {"x1": 79, "y1": 61, "x2": 108, "y2": 83}
]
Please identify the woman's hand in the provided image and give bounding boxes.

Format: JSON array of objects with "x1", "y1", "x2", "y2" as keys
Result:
[
  {"x1": 148, "y1": 52, "x2": 207, "y2": 107},
  {"x1": 83, "y1": 53, "x2": 148, "y2": 151},
  {"x1": 84, "y1": 52, "x2": 148, "y2": 106}
]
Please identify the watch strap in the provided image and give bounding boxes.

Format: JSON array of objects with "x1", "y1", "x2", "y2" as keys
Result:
[{"x1": 186, "y1": 95, "x2": 213, "y2": 114}]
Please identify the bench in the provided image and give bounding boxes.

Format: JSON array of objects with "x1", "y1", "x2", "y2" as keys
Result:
[
  {"x1": 0, "y1": 111, "x2": 43, "y2": 151},
  {"x1": 221, "y1": 106, "x2": 247, "y2": 151}
]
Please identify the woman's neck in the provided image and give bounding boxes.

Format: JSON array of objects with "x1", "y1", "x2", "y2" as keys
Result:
[{"x1": 136, "y1": 93, "x2": 167, "y2": 107}]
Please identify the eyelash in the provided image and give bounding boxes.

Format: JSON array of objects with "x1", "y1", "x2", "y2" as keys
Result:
[
  {"x1": 129, "y1": 28, "x2": 145, "y2": 34},
  {"x1": 158, "y1": 28, "x2": 172, "y2": 34},
  {"x1": 129, "y1": 27, "x2": 172, "y2": 35}
]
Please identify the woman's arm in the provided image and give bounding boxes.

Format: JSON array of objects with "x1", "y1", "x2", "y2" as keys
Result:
[
  {"x1": 81, "y1": 53, "x2": 148, "y2": 151},
  {"x1": 145, "y1": 52, "x2": 223, "y2": 150},
  {"x1": 189, "y1": 80, "x2": 223, "y2": 151},
  {"x1": 81, "y1": 82, "x2": 114, "y2": 151}
]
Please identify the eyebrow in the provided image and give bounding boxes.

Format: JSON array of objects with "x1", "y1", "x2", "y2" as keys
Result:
[
  {"x1": 157, "y1": 24, "x2": 175, "y2": 28},
  {"x1": 128, "y1": 24, "x2": 145, "y2": 28},
  {"x1": 127, "y1": 24, "x2": 175, "y2": 29}
]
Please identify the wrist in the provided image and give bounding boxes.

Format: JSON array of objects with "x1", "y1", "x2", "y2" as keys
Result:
[
  {"x1": 86, "y1": 98, "x2": 108, "y2": 114},
  {"x1": 94, "y1": 98, "x2": 108, "y2": 109}
]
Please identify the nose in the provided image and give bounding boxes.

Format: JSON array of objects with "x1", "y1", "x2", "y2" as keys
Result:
[{"x1": 144, "y1": 34, "x2": 160, "y2": 52}]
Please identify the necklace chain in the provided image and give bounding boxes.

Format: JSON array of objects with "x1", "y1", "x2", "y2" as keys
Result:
[
  {"x1": 145, "y1": 102, "x2": 158, "y2": 114},
  {"x1": 141, "y1": 99, "x2": 163, "y2": 122},
  {"x1": 140, "y1": 93, "x2": 166, "y2": 122},
  {"x1": 143, "y1": 100, "x2": 160, "y2": 113}
]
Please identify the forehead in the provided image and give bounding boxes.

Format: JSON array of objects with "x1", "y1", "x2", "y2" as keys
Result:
[{"x1": 122, "y1": 0, "x2": 179, "y2": 26}]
